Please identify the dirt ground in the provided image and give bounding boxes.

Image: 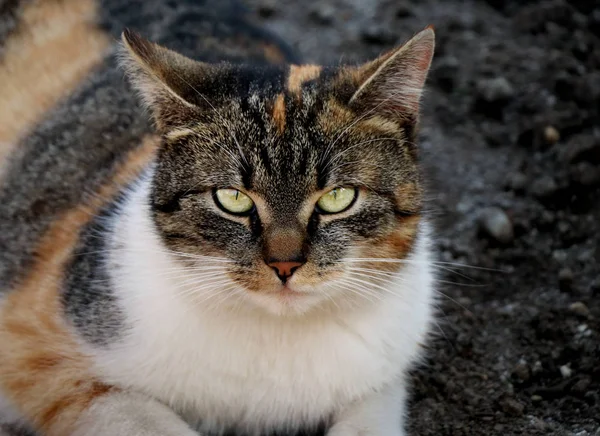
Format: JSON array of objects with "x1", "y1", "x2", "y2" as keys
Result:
[{"x1": 245, "y1": 0, "x2": 600, "y2": 434}]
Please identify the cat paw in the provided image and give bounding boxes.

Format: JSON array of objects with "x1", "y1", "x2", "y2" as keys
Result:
[{"x1": 326, "y1": 423, "x2": 404, "y2": 436}]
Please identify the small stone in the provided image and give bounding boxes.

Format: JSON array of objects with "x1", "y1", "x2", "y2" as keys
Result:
[
  {"x1": 456, "y1": 332, "x2": 471, "y2": 347},
  {"x1": 553, "y1": 250, "x2": 568, "y2": 263},
  {"x1": 463, "y1": 388, "x2": 480, "y2": 406},
  {"x1": 531, "y1": 394, "x2": 543, "y2": 403},
  {"x1": 474, "y1": 77, "x2": 516, "y2": 118},
  {"x1": 557, "y1": 220, "x2": 570, "y2": 234},
  {"x1": 572, "y1": 378, "x2": 591, "y2": 394},
  {"x1": 538, "y1": 210, "x2": 556, "y2": 228},
  {"x1": 506, "y1": 382, "x2": 515, "y2": 396},
  {"x1": 309, "y1": 4, "x2": 335, "y2": 25},
  {"x1": 479, "y1": 207, "x2": 514, "y2": 244},
  {"x1": 512, "y1": 362, "x2": 530, "y2": 382},
  {"x1": 558, "y1": 267, "x2": 574, "y2": 292},
  {"x1": 575, "y1": 72, "x2": 600, "y2": 105},
  {"x1": 577, "y1": 324, "x2": 589, "y2": 334},
  {"x1": 508, "y1": 172, "x2": 527, "y2": 193},
  {"x1": 530, "y1": 417, "x2": 549, "y2": 431},
  {"x1": 571, "y1": 162, "x2": 600, "y2": 187},
  {"x1": 559, "y1": 364, "x2": 572, "y2": 378},
  {"x1": 530, "y1": 175, "x2": 558, "y2": 200},
  {"x1": 569, "y1": 301, "x2": 590, "y2": 317},
  {"x1": 498, "y1": 303, "x2": 517, "y2": 316},
  {"x1": 432, "y1": 373, "x2": 448, "y2": 388},
  {"x1": 543, "y1": 125, "x2": 560, "y2": 145},
  {"x1": 501, "y1": 398, "x2": 525, "y2": 416},
  {"x1": 456, "y1": 199, "x2": 471, "y2": 214},
  {"x1": 477, "y1": 77, "x2": 515, "y2": 102},
  {"x1": 483, "y1": 122, "x2": 510, "y2": 147},
  {"x1": 532, "y1": 360, "x2": 543, "y2": 376},
  {"x1": 566, "y1": 135, "x2": 600, "y2": 165},
  {"x1": 578, "y1": 249, "x2": 595, "y2": 263}
]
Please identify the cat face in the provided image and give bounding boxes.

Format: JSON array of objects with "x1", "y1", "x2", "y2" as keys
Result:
[{"x1": 122, "y1": 28, "x2": 434, "y2": 315}]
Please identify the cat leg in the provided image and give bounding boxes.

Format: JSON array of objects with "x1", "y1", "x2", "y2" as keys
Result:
[
  {"x1": 71, "y1": 391, "x2": 198, "y2": 436},
  {"x1": 326, "y1": 378, "x2": 407, "y2": 436}
]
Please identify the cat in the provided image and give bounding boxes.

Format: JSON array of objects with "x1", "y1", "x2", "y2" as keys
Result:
[{"x1": 0, "y1": 0, "x2": 436, "y2": 435}]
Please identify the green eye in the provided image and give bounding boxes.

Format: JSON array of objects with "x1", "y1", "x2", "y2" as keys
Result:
[
  {"x1": 214, "y1": 189, "x2": 254, "y2": 215},
  {"x1": 316, "y1": 187, "x2": 357, "y2": 214}
]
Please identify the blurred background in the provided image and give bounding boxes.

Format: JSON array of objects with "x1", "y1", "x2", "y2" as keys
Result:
[{"x1": 243, "y1": 0, "x2": 600, "y2": 434}]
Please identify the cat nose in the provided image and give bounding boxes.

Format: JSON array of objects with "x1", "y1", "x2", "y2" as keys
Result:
[{"x1": 267, "y1": 259, "x2": 305, "y2": 283}]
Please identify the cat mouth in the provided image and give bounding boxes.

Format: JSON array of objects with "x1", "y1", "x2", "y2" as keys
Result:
[{"x1": 275, "y1": 284, "x2": 306, "y2": 299}]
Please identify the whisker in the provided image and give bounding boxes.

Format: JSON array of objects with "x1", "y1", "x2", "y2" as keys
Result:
[
  {"x1": 435, "y1": 279, "x2": 488, "y2": 288},
  {"x1": 345, "y1": 257, "x2": 506, "y2": 273},
  {"x1": 334, "y1": 280, "x2": 380, "y2": 304},
  {"x1": 434, "y1": 290, "x2": 474, "y2": 316},
  {"x1": 342, "y1": 274, "x2": 403, "y2": 296},
  {"x1": 171, "y1": 277, "x2": 232, "y2": 293},
  {"x1": 153, "y1": 267, "x2": 229, "y2": 279},
  {"x1": 343, "y1": 257, "x2": 502, "y2": 283},
  {"x1": 77, "y1": 247, "x2": 233, "y2": 263},
  {"x1": 335, "y1": 278, "x2": 386, "y2": 303}
]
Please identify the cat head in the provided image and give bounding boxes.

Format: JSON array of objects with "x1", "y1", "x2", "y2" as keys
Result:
[{"x1": 121, "y1": 27, "x2": 434, "y2": 316}]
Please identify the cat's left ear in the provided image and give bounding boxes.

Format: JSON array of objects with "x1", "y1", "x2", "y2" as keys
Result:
[
  {"x1": 348, "y1": 27, "x2": 435, "y2": 121},
  {"x1": 120, "y1": 29, "x2": 208, "y2": 129}
]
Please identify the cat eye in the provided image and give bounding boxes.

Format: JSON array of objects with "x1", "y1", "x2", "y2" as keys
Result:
[
  {"x1": 316, "y1": 187, "x2": 357, "y2": 214},
  {"x1": 214, "y1": 188, "x2": 255, "y2": 215}
]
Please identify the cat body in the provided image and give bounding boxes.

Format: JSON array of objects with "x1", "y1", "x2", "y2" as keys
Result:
[{"x1": 0, "y1": 1, "x2": 436, "y2": 435}]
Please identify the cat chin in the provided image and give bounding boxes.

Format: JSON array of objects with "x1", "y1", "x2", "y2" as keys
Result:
[{"x1": 241, "y1": 289, "x2": 331, "y2": 317}]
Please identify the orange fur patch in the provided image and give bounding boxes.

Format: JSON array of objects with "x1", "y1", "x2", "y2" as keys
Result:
[
  {"x1": 261, "y1": 42, "x2": 287, "y2": 64},
  {"x1": 394, "y1": 182, "x2": 422, "y2": 214},
  {"x1": 316, "y1": 98, "x2": 355, "y2": 137},
  {"x1": 0, "y1": 0, "x2": 110, "y2": 166},
  {"x1": 360, "y1": 215, "x2": 421, "y2": 272},
  {"x1": 359, "y1": 116, "x2": 404, "y2": 137},
  {"x1": 0, "y1": 135, "x2": 159, "y2": 435},
  {"x1": 272, "y1": 93, "x2": 286, "y2": 134},
  {"x1": 287, "y1": 65, "x2": 321, "y2": 94}
]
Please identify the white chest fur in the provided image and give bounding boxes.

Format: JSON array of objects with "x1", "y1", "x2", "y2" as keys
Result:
[{"x1": 94, "y1": 181, "x2": 435, "y2": 433}]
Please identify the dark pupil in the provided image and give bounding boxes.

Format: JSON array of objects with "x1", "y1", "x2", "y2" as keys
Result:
[{"x1": 235, "y1": 190, "x2": 239, "y2": 200}]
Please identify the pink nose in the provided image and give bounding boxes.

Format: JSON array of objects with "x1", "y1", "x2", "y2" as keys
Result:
[{"x1": 268, "y1": 260, "x2": 304, "y2": 282}]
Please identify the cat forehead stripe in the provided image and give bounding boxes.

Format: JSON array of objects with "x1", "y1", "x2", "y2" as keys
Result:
[
  {"x1": 287, "y1": 65, "x2": 322, "y2": 94},
  {"x1": 272, "y1": 93, "x2": 286, "y2": 134}
]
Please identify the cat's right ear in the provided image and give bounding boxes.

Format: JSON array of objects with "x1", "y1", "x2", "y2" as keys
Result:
[
  {"x1": 120, "y1": 29, "x2": 208, "y2": 130},
  {"x1": 346, "y1": 27, "x2": 434, "y2": 123}
]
